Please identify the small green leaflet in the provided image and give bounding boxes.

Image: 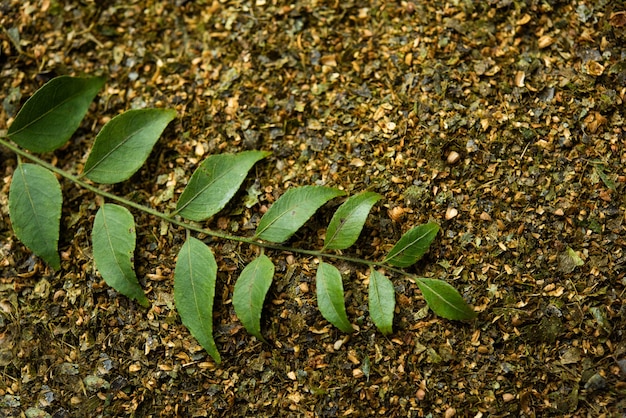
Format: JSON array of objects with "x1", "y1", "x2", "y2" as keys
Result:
[
  {"x1": 416, "y1": 278, "x2": 476, "y2": 320},
  {"x1": 8, "y1": 163, "x2": 62, "y2": 270},
  {"x1": 232, "y1": 255, "x2": 275, "y2": 342},
  {"x1": 174, "y1": 237, "x2": 221, "y2": 363},
  {"x1": 368, "y1": 270, "x2": 395, "y2": 335},
  {"x1": 82, "y1": 108, "x2": 176, "y2": 184},
  {"x1": 592, "y1": 162, "x2": 616, "y2": 191},
  {"x1": 255, "y1": 186, "x2": 345, "y2": 243},
  {"x1": 316, "y1": 262, "x2": 353, "y2": 333},
  {"x1": 323, "y1": 191, "x2": 382, "y2": 250},
  {"x1": 92, "y1": 204, "x2": 149, "y2": 307},
  {"x1": 384, "y1": 222, "x2": 439, "y2": 267},
  {"x1": 566, "y1": 247, "x2": 584, "y2": 267},
  {"x1": 175, "y1": 151, "x2": 270, "y2": 221},
  {"x1": 8, "y1": 76, "x2": 105, "y2": 153}
]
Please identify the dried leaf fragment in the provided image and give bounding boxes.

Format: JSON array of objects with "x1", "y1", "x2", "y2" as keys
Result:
[
  {"x1": 584, "y1": 61, "x2": 605, "y2": 76},
  {"x1": 514, "y1": 71, "x2": 525, "y2": 87},
  {"x1": 583, "y1": 111, "x2": 607, "y2": 133},
  {"x1": 538, "y1": 35, "x2": 555, "y2": 49},
  {"x1": 516, "y1": 14, "x2": 531, "y2": 25},
  {"x1": 321, "y1": 54, "x2": 337, "y2": 67},
  {"x1": 610, "y1": 11, "x2": 626, "y2": 27}
]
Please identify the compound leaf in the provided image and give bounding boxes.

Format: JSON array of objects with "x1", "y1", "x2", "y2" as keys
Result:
[
  {"x1": 324, "y1": 191, "x2": 381, "y2": 250},
  {"x1": 8, "y1": 76, "x2": 105, "y2": 153},
  {"x1": 316, "y1": 262, "x2": 353, "y2": 333},
  {"x1": 92, "y1": 204, "x2": 149, "y2": 307},
  {"x1": 232, "y1": 255, "x2": 274, "y2": 342},
  {"x1": 368, "y1": 270, "x2": 395, "y2": 335},
  {"x1": 384, "y1": 222, "x2": 439, "y2": 267},
  {"x1": 8, "y1": 163, "x2": 62, "y2": 270},
  {"x1": 256, "y1": 186, "x2": 345, "y2": 243},
  {"x1": 83, "y1": 108, "x2": 176, "y2": 184},
  {"x1": 175, "y1": 151, "x2": 270, "y2": 221},
  {"x1": 416, "y1": 278, "x2": 477, "y2": 320},
  {"x1": 174, "y1": 237, "x2": 221, "y2": 363}
]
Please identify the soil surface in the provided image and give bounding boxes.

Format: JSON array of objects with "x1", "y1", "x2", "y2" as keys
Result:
[{"x1": 1, "y1": 1, "x2": 626, "y2": 417}]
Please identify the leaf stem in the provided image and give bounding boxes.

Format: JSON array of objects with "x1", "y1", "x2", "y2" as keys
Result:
[{"x1": 0, "y1": 137, "x2": 398, "y2": 272}]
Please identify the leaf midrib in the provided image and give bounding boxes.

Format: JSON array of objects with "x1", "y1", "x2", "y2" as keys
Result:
[
  {"x1": 83, "y1": 124, "x2": 150, "y2": 178},
  {"x1": 9, "y1": 84, "x2": 88, "y2": 137},
  {"x1": 176, "y1": 159, "x2": 238, "y2": 214}
]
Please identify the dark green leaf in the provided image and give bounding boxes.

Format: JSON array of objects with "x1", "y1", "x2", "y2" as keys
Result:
[
  {"x1": 174, "y1": 237, "x2": 221, "y2": 363},
  {"x1": 316, "y1": 262, "x2": 353, "y2": 333},
  {"x1": 323, "y1": 191, "x2": 381, "y2": 250},
  {"x1": 175, "y1": 151, "x2": 270, "y2": 221},
  {"x1": 83, "y1": 108, "x2": 176, "y2": 184},
  {"x1": 8, "y1": 76, "x2": 105, "y2": 153},
  {"x1": 384, "y1": 222, "x2": 439, "y2": 267},
  {"x1": 255, "y1": 186, "x2": 345, "y2": 242},
  {"x1": 8, "y1": 163, "x2": 62, "y2": 269},
  {"x1": 416, "y1": 278, "x2": 476, "y2": 320},
  {"x1": 368, "y1": 270, "x2": 395, "y2": 335},
  {"x1": 232, "y1": 255, "x2": 274, "y2": 342},
  {"x1": 92, "y1": 204, "x2": 149, "y2": 307}
]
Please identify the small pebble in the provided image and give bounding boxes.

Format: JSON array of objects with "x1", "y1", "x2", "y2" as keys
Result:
[
  {"x1": 584, "y1": 373, "x2": 607, "y2": 391},
  {"x1": 333, "y1": 339, "x2": 344, "y2": 350},
  {"x1": 618, "y1": 359, "x2": 626, "y2": 378},
  {"x1": 446, "y1": 151, "x2": 460, "y2": 165},
  {"x1": 502, "y1": 393, "x2": 515, "y2": 402},
  {"x1": 445, "y1": 207, "x2": 458, "y2": 220},
  {"x1": 416, "y1": 388, "x2": 426, "y2": 400}
]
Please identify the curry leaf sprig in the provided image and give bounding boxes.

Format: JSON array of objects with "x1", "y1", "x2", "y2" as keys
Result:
[{"x1": 1, "y1": 76, "x2": 476, "y2": 364}]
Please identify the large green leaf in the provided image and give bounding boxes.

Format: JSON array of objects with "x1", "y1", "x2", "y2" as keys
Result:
[
  {"x1": 416, "y1": 278, "x2": 476, "y2": 320},
  {"x1": 174, "y1": 237, "x2": 221, "y2": 363},
  {"x1": 255, "y1": 186, "x2": 345, "y2": 243},
  {"x1": 316, "y1": 262, "x2": 353, "y2": 333},
  {"x1": 384, "y1": 222, "x2": 439, "y2": 267},
  {"x1": 368, "y1": 270, "x2": 395, "y2": 335},
  {"x1": 232, "y1": 255, "x2": 274, "y2": 342},
  {"x1": 175, "y1": 151, "x2": 270, "y2": 221},
  {"x1": 8, "y1": 76, "x2": 105, "y2": 153},
  {"x1": 82, "y1": 108, "x2": 176, "y2": 184},
  {"x1": 8, "y1": 163, "x2": 62, "y2": 270},
  {"x1": 323, "y1": 191, "x2": 381, "y2": 250},
  {"x1": 92, "y1": 204, "x2": 149, "y2": 307}
]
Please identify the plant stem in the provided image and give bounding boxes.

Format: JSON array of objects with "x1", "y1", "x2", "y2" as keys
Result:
[{"x1": 0, "y1": 137, "x2": 399, "y2": 272}]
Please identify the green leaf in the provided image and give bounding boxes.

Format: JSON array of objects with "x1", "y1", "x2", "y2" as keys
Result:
[
  {"x1": 175, "y1": 151, "x2": 270, "y2": 221},
  {"x1": 323, "y1": 191, "x2": 381, "y2": 250},
  {"x1": 416, "y1": 278, "x2": 476, "y2": 320},
  {"x1": 368, "y1": 270, "x2": 395, "y2": 335},
  {"x1": 92, "y1": 204, "x2": 149, "y2": 307},
  {"x1": 566, "y1": 247, "x2": 584, "y2": 267},
  {"x1": 255, "y1": 186, "x2": 345, "y2": 243},
  {"x1": 232, "y1": 255, "x2": 274, "y2": 342},
  {"x1": 384, "y1": 222, "x2": 439, "y2": 267},
  {"x1": 174, "y1": 237, "x2": 221, "y2": 363},
  {"x1": 82, "y1": 108, "x2": 176, "y2": 184},
  {"x1": 316, "y1": 262, "x2": 353, "y2": 333},
  {"x1": 8, "y1": 163, "x2": 62, "y2": 270},
  {"x1": 8, "y1": 76, "x2": 105, "y2": 153}
]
